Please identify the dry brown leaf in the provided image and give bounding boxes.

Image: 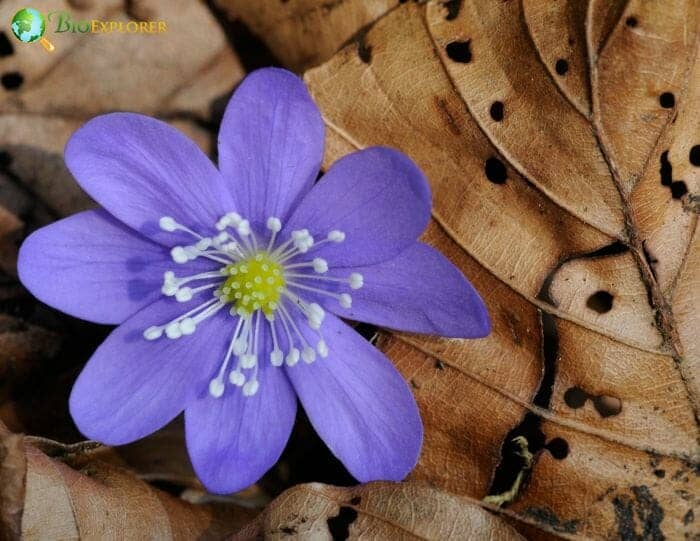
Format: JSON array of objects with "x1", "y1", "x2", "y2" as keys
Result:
[
  {"x1": 304, "y1": 1, "x2": 699, "y2": 538},
  {"x1": 0, "y1": 423, "x2": 255, "y2": 539},
  {"x1": 0, "y1": 0, "x2": 243, "y2": 223},
  {"x1": 215, "y1": 0, "x2": 397, "y2": 71},
  {"x1": 232, "y1": 481, "x2": 526, "y2": 540}
]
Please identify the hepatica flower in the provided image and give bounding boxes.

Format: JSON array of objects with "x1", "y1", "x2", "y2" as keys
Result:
[{"x1": 18, "y1": 68, "x2": 489, "y2": 493}]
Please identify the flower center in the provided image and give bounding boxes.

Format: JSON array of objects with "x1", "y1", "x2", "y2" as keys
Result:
[
  {"x1": 141, "y1": 213, "x2": 363, "y2": 399},
  {"x1": 221, "y1": 253, "x2": 285, "y2": 317}
]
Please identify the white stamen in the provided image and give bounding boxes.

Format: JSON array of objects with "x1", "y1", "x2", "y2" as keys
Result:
[
  {"x1": 328, "y1": 230, "x2": 345, "y2": 242},
  {"x1": 143, "y1": 326, "x2": 163, "y2": 340},
  {"x1": 148, "y1": 213, "x2": 360, "y2": 398},
  {"x1": 208, "y1": 379, "x2": 225, "y2": 398},
  {"x1": 171, "y1": 246, "x2": 189, "y2": 264},
  {"x1": 302, "y1": 346, "x2": 316, "y2": 364},
  {"x1": 349, "y1": 273, "x2": 363, "y2": 289},
  {"x1": 286, "y1": 348, "x2": 300, "y2": 366},
  {"x1": 317, "y1": 339, "x2": 329, "y2": 358},
  {"x1": 159, "y1": 216, "x2": 178, "y2": 232},
  {"x1": 313, "y1": 258, "x2": 328, "y2": 273},
  {"x1": 242, "y1": 380, "x2": 259, "y2": 396},
  {"x1": 267, "y1": 217, "x2": 281, "y2": 232}
]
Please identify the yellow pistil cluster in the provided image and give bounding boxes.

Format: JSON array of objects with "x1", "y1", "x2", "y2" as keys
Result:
[{"x1": 220, "y1": 253, "x2": 285, "y2": 317}]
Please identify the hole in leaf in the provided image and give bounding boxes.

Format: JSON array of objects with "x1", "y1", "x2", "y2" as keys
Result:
[
  {"x1": 659, "y1": 92, "x2": 675, "y2": 109},
  {"x1": 689, "y1": 145, "x2": 699, "y2": 166},
  {"x1": 653, "y1": 469, "x2": 666, "y2": 478},
  {"x1": 0, "y1": 32, "x2": 13, "y2": 56},
  {"x1": 350, "y1": 496, "x2": 361, "y2": 505},
  {"x1": 484, "y1": 157, "x2": 507, "y2": 184},
  {"x1": 356, "y1": 34, "x2": 372, "y2": 64},
  {"x1": 593, "y1": 395, "x2": 622, "y2": 417},
  {"x1": 443, "y1": 0, "x2": 463, "y2": 20},
  {"x1": 670, "y1": 181, "x2": 688, "y2": 199},
  {"x1": 659, "y1": 151, "x2": 672, "y2": 186},
  {"x1": 446, "y1": 40, "x2": 471, "y2": 63},
  {"x1": 555, "y1": 59, "x2": 569, "y2": 75},
  {"x1": 490, "y1": 101, "x2": 504, "y2": 121},
  {"x1": 546, "y1": 438, "x2": 569, "y2": 459},
  {"x1": 625, "y1": 16, "x2": 638, "y2": 27},
  {"x1": 1, "y1": 71, "x2": 23, "y2": 90},
  {"x1": 564, "y1": 387, "x2": 588, "y2": 409},
  {"x1": 586, "y1": 290, "x2": 614, "y2": 313},
  {"x1": 327, "y1": 506, "x2": 358, "y2": 541}
]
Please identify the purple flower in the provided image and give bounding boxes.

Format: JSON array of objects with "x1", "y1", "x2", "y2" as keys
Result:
[{"x1": 17, "y1": 68, "x2": 489, "y2": 494}]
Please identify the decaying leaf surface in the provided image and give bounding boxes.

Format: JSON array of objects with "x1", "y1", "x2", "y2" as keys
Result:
[
  {"x1": 304, "y1": 1, "x2": 699, "y2": 538},
  {"x1": 0, "y1": 0, "x2": 243, "y2": 225},
  {"x1": 215, "y1": 0, "x2": 397, "y2": 71},
  {"x1": 0, "y1": 424, "x2": 254, "y2": 539},
  {"x1": 232, "y1": 481, "x2": 525, "y2": 540}
]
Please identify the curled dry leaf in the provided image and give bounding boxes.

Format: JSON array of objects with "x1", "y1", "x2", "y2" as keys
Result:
[
  {"x1": 0, "y1": 423, "x2": 255, "y2": 539},
  {"x1": 304, "y1": 1, "x2": 699, "y2": 538},
  {"x1": 0, "y1": 0, "x2": 243, "y2": 223},
  {"x1": 231, "y1": 481, "x2": 525, "y2": 540},
  {"x1": 214, "y1": 0, "x2": 397, "y2": 71}
]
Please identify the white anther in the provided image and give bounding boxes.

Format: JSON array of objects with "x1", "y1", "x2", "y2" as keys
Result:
[
  {"x1": 237, "y1": 219, "x2": 251, "y2": 236},
  {"x1": 267, "y1": 217, "x2": 282, "y2": 232},
  {"x1": 349, "y1": 273, "x2": 364, "y2": 289},
  {"x1": 195, "y1": 238, "x2": 212, "y2": 250},
  {"x1": 179, "y1": 318, "x2": 196, "y2": 335},
  {"x1": 328, "y1": 230, "x2": 345, "y2": 242},
  {"x1": 214, "y1": 232, "x2": 229, "y2": 244},
  {"x1": 317, "y1": 340, "x2": 329, "y2": 358},
  {"x1": 312, "y1": 258, "x2": 328, "y2": 273},
  {"x1": 170, "y1": 246, "x2": 188, "y2": 264},
  {"x1": 165, "y1": 322, "x2": 182, "y2": 339},
  {"x1": 242, "y1": 380, "x2": 259, "y2": 396},
  {"x1": 229, "y1": 371, "x2": 245, "y2": 386},
  {"x1": 215, "y1": 217, "x2": 229, "y2": 231},
  {"x1": 161, "y1": 283, "x2": 178, "y2": 296},
  {"x1": 339, "y1": 293, "x2": 352, "y2": 308},
  {"x1": 163, "y1": 271, "x2": 175, "y2": 282},
  {"x1": 226, "y1": 212, "x2": 242, "y2": 225},
  {"x1": 233, "y1": 338, "x2": 247, "y2": 355},
  {"x1": 208, "y1": 378, "x2": 224, "y2": 398},
  {"x1": 302, "y1": 346, "x2": 316, "y2": 364},
  {"x1": 308, "y1": 303, "x2": 325, "y2": 320},
  {"x1": 143, "y1": 326, "x2": 163, "y2": 340},
  {"x1": 286, "y1": 348, "x2": 300, "y2": 366},
  {"x1": 308, "y1": 316, "x2": 322, "y2": 330},
  {"x1": 240, "y1": 354, "x2": 257, "y2": 369},
  {"x1": 175, "y1": 287, "x2": 193, "y2": 302},
  {"x1": 270, "y1": 349, "x2": 284, "y2": 367},
  {"x1": 292, "y1": 229, "x2": 308, "y2": 240},
  {"x1": 159, "y1": 216, "x2": 178, "y2": 232}
]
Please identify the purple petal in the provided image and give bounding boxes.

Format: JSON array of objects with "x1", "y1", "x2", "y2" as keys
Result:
[
  {"x1": 65, "y1": 113, "x2": 236, "y2": 244},
  {"x1": 17, "y1": 209, "x2": 205, "y2": 325},
  {"x1": 284, "y1": 147, "x2": 431, "y2": 266},
  {"x1": 298, "y1": 243, "x2": 490, "y2": 338},
  {"x1": 70, "y1": 297, "x2": 233, "y2": 445},
  {"x1": 185, "y1": 323, "x2": 296, "y2": 494},
  {"x1": 218, "y1": 68, "x2": 324, "y2": 229},
  {"x1": 285, "y1": 313, "x2": 422, "y2": 482}
]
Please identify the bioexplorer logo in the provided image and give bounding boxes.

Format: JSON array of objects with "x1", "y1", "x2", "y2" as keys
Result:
[{"x1": 10, "y1": 7, "x2": 167, "y2": 53}]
